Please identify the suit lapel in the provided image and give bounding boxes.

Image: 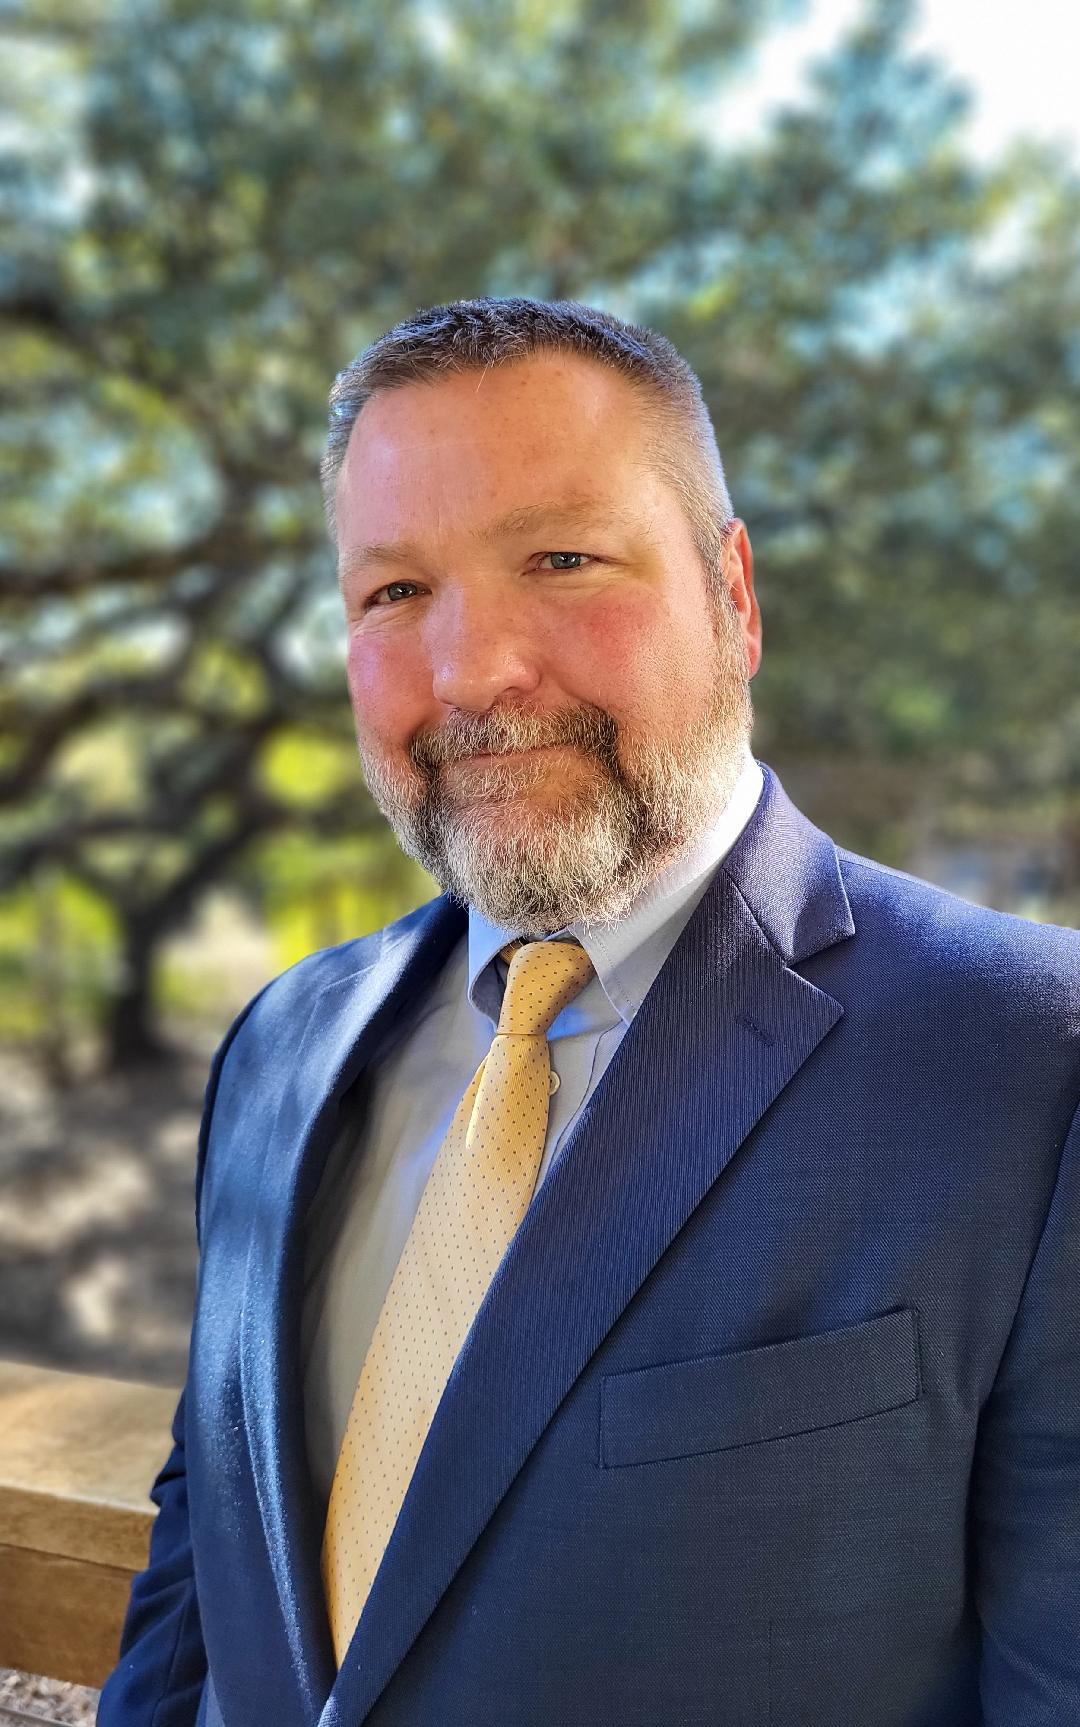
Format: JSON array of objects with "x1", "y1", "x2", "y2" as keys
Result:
[
  {"x1": 235, "y1": 897, "x2": 468, "y2": 1726},
  {"x1": 322, "y1": 764, "x2": 855, "y2": 1726}
]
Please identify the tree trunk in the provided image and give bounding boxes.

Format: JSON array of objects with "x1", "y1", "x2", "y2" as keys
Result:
[
  {"x1": 105, "y1": 923, "x2": 173, "y2": 1070},
  {"x1": 34, "y1": 870, "x2": 74, "y2": 1088}
]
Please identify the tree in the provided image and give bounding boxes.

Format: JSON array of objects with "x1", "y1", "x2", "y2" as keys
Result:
[
  {"x1": 1, "y1": 0, "x2": 796, "y2": 1065},
  {"x1": 2, "y1": 0, "x2": 1077, "y2": 1069},
  {"x1": 656, "y1": 6, "x2": 1080, "y2": 868}
]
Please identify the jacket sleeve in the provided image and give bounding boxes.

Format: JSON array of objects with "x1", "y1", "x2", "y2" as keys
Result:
[
  {"x1": 973, "y1": 1090, "x2": 1080, "y2": 1723},
  {"x1": 95, "y1": 1381, "x2": 206, "y2": 1726},
  {"x1": 96, "y1": 995, "x2": 263, "y2": 1727}
]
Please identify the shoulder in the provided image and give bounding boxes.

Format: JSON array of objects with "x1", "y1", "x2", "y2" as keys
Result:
[
  {"x1": 835, "y1": 846, "x2": 1079, "y2": 1061},
  {"x1": 838, "y1": 845, "x2": 1079, "y2": 969},
  {"x1": 210, "y1": 892, "x2": 447, "y2": 1072}
]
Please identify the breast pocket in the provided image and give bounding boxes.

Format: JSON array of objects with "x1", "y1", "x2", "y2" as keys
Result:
[{"x1": 599, "y1": 1307, "x2": 921, "y2": 1468}]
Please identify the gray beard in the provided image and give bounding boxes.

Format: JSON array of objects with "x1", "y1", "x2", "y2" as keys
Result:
[{"x1": 356, "y1": 602, "x2": 753, "y2": 937}]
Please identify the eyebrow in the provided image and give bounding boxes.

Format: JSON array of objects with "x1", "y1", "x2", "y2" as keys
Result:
[{"x1": 338, "y1": 497, "x2": 625, "y2": 582}]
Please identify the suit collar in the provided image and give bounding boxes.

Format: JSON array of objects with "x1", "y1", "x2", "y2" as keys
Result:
[
  {"x1": 721, "y1": 760, "x2": 854, "y2": 964},
  {"x1": 232, "y1": 899, "x2": 467, "y2": 1725},
  {"x1": 231, "y1": 760, "x2": 852, "y2": 1726}
]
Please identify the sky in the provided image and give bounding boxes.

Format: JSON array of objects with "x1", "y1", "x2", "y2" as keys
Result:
[{"x1": 720, "y1": 0, "x2": 1080, "y2": 164}]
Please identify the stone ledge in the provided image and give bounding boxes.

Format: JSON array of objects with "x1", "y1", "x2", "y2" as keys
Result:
[{"x1": 0, "y1": 1361, "x2": 177, "y2": 1689}]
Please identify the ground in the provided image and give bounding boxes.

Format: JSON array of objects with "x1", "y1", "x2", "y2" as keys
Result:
[{"x1": 0, "y1": 1045, "x2": 211, "y2": 1387}]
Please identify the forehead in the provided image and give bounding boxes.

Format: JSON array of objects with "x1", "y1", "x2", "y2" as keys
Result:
[{"x1": 334, "y1": 353, "x2": 657, "y2": 544}]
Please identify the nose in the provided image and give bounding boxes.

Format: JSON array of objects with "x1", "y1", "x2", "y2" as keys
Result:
[{"x1": 428, "y1": 586, "x2": 543, "y2": 712}]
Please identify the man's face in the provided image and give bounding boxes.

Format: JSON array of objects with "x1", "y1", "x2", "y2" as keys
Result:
[{"x1": 334, "y1": 352, "x2": 762, "y2": 935}]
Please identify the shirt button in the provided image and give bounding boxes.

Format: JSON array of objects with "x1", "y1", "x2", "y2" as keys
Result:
[{"x1": 549, "y1": 1070, "x2": 560, "y2": 1094}]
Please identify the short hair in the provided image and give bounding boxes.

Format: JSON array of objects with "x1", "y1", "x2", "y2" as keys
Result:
[{"x1": 320, "y1": 295, "x2": 737, "y2": 606}]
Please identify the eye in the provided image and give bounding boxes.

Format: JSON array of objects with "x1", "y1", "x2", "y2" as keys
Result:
[
  {"x1": 361, "y1": 552, "x2": 597, "y2": 611},
  {"x1": 537, "y1": 552, "x2": 595, "y2": 570},
  {"x1": 363, "y1": 581, "x2": 421, "y2": 609}
]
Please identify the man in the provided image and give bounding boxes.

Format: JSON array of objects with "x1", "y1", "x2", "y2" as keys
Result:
[{"x1": 99, "y1": 296, "x2": 1079, "y2": 1727}]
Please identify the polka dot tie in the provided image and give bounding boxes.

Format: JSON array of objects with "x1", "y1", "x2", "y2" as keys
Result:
[{"x1": 320, "y1": 936, "x2": 596, "y2": 1665}]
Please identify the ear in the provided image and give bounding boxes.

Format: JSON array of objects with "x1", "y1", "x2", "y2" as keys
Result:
[{"x1": 723, "y1": 520, "x2": 762, "y2": 678}]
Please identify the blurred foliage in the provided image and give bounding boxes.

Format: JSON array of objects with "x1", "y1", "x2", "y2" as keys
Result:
[
  {"x1": 1, "y1": 0, "x2": 1078, "y2": 1070},
  {"x1": 0, "y1": 871, "x2": 118, "y2": 1083},
  {"x1": 252, "y1": 829, "x2": 439, "y2": 970}
]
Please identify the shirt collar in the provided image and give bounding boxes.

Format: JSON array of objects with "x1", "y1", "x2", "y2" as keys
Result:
[{"x1": 467, "y1": 745, "x2": 764, "y2": 1028}]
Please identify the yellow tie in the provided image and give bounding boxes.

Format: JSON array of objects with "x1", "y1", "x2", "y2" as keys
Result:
[{"x1": 321, "y1": 935, "x2": 596, "y2": 1665}]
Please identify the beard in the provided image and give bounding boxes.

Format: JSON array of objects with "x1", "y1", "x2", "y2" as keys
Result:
[{"x1": 355, "y1": 591, "x2": 754, "y2": 937}]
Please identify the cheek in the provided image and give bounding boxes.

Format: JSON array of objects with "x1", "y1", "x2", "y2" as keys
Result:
[
  {"x1": 346, "y1": 636, "x2": 417, "y2": 731},
  {"x1": 568, "y1": 592, "x2": 663, "y2": 701}
]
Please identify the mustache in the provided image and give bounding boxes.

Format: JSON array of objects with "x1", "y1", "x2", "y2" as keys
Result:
[{"x1": 412, "y1": 703, "x2": 619, "y2": 773}]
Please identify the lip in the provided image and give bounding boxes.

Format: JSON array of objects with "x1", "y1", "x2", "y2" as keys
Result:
[{"x1": 458, "y1": 745, "x2": 561, "y2": 762}]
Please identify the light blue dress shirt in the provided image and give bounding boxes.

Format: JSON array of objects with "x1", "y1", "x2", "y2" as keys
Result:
[{"x1": 301, "y1": 747, "x2": 765, "y2": 1514}]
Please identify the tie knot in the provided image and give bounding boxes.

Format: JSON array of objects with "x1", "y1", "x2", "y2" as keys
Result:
[{"x1": 495, "y1": 939, "x2": 595, "y2": 1038}]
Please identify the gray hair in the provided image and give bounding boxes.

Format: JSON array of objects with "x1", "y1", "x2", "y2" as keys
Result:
[{"x1": 321, "y1": 295, "x2": 737, "y2": 606}]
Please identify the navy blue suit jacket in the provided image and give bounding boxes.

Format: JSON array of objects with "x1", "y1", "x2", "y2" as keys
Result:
[{"x1": 98, "y1": 763, "x2": 1080, "y2": 1726}]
